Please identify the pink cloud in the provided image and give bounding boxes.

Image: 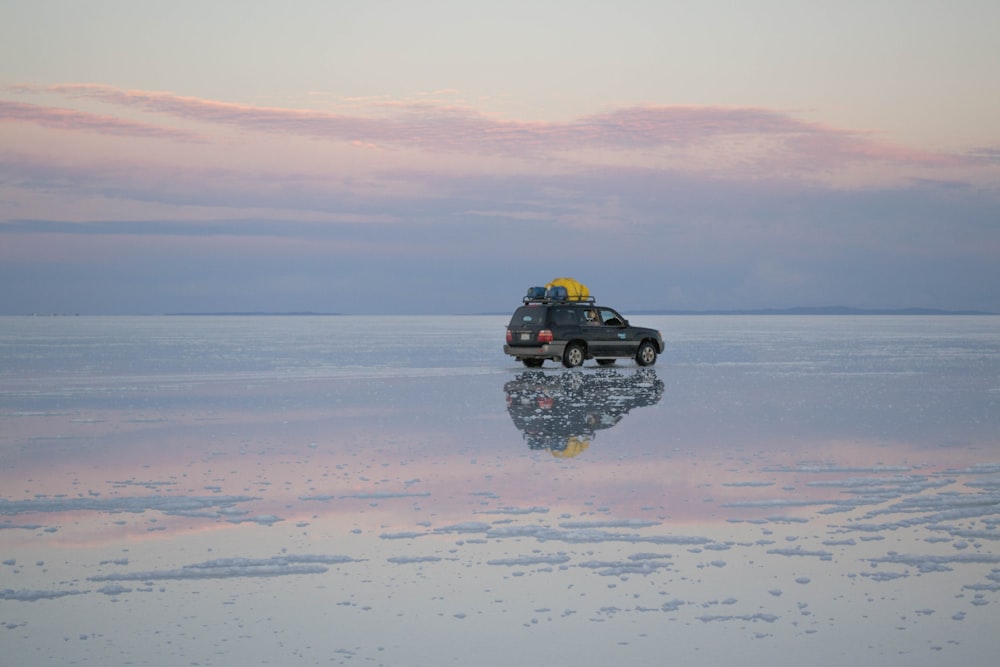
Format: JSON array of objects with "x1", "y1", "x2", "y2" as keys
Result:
[
  {"x1": 0, "y1": 99, "x2": 203, "y2": 142},
  {"x1": 5, "y1": 83, "x2": 963, "y2": 173}
]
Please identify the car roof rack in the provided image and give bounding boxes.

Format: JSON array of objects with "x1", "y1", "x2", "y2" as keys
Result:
[{"x1": 522, "y1": 295, "x2": 597, "y2": 305}]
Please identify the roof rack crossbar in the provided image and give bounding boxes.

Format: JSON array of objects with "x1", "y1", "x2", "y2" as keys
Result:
[{"x1": 522, "y1": 295, "x2": 596, "y2": 305}]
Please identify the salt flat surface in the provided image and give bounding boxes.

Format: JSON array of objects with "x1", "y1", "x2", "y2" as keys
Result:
[{"x1": 1, "y1": 315, "x2": 999, "y2": 666}]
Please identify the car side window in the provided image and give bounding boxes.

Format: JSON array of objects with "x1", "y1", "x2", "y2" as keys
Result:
[
  {"x1": 599, "y1": 309, "x2": 623, "y2": 326},
  {"x1": 552, "y1": 308, "x2": 579, "y2": 326}
]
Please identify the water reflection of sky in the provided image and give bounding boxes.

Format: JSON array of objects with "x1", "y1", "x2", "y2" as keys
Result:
[{"x1": 2, "y1": 315, "x2": 999, "y2": 666}]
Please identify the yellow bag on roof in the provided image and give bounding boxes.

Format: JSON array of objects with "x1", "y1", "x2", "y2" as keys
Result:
[{"x1": 545, "y1": 277, "x2": 590, "y2": 301}]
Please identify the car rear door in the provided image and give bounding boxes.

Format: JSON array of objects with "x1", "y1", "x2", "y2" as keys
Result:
[{"x1": 549, "y1": 306, "x2": 583, "y2": 344}]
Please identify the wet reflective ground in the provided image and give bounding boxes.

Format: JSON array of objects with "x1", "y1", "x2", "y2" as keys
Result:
[{"x1": 2, "y1": 315, "x2": 999, "y2": 666}]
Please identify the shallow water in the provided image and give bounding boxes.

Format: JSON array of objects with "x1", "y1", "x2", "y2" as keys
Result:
[{"x1": 2, "y1": 315, "x2": 999, "y2": 666}]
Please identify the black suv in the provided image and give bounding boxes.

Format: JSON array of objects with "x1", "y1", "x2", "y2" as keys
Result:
[{"x1": 504, "y1": 291, "x2": 664, "y2": 368}]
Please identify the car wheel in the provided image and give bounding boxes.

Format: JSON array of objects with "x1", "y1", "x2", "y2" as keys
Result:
[
  {"x1": 562, "y1": 343, "x2": 585, "y2": 368},
  {"x1": 522, "y1": 358, "x2": 544, "y2": 368},
  {"x1": 596, "y1": 359, "x2": 616, "y2": 366},
  {"x1": 635, "y1": 341, "x2": 658, "y2": 366}
]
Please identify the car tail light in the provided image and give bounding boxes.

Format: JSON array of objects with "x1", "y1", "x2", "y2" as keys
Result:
[
  {"x1": 506, "y1": 328, "x2": 513, "y2": 343},
  {"x1": 537, "y1": 329, "x2": 553, "y2": 343}
]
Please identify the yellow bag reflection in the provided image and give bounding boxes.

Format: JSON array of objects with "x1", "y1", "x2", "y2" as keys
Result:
[
  {"x1": 551, "y1": 436, "x2": 590, "y2": 458},
  {"x1": 545, "y1": 277, "x2": 590, "y2": 301}
]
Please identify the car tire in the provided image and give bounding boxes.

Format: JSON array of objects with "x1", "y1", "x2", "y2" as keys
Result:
[
  {"x1": 562, "y1": 343, "x2": 585, "y2": 368},
  {"x1": 635, "y1": 341, "x2": 658, "y2": 366},
  {"x1": 522, "y1": 358, "x2": 544, "y2": 368}
]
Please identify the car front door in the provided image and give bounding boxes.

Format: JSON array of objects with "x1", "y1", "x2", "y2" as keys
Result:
[
  {"x1": 579, "y1": 308, "x2": 621, "y2": 357},
  {"x1": 597, "y1": 308, "x2": 635, "y2": 356}
]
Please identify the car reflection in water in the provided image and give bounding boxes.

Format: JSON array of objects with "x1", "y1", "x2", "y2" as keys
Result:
[{"x1": 504, "y1": 368, "x2": 664, "y2": 457}]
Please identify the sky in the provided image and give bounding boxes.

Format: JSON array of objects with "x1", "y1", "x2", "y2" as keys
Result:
[{"x1": 1, "y1": 0, "x2": 999, "y2": 315}]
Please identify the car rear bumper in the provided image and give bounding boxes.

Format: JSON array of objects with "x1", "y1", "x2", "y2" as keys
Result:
[{"x1": 504, "y1": 342, "x2": 568, "y2": 360}]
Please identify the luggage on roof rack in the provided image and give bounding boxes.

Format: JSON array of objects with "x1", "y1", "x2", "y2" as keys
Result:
[
  {"x1": 547, "y1": 277, "x2": 589, "y2": 301},
  {"x1": 522, "y1": 292, "x2": 596, "y2": 305},
  {"x1": 522, "y1": 277, "x2": 594, "y2": 303},
  {"x1": 546, "y1": 285, "x2": 569, "y2": 300}
]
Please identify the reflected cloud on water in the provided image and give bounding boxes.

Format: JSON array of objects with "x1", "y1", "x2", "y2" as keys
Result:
[{"x1": 504, "y1": 368, "x2": 663, "y2": 457}]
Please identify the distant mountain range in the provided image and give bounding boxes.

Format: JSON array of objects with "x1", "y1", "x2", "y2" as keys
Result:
[
  {"x1": 164, "y1": 311, "x2": 342, "y2": 316},
  {"x1": 629, "y1": 306, "x2": 996, "y2": 316}
]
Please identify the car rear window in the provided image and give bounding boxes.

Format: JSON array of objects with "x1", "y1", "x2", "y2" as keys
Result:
[{"x1": 510, "y1": 306, "x2": 545, "y2": 325}]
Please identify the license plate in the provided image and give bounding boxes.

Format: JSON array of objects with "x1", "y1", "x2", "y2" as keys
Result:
[{"x1": 520, "y1": 333, "x2": 531, "y2": 341}]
